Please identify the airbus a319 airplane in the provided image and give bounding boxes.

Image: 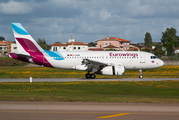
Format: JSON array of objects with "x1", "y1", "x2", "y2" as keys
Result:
[{"x1": 9, "y1": 23, "x2": 164, "y2": 79}]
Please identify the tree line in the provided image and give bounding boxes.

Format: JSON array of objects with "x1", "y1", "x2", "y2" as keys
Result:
[
  {"x1": 0, "y1": 36, "x2": 5, "y2": 41},
  {"x1": 144, "y1": 27, "x2": 179, "y2": 56}
]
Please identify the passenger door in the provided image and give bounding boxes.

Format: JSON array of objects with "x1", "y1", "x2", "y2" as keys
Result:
[{"x1": 140, "y1": 53, "x2": 145, "y2": 63}]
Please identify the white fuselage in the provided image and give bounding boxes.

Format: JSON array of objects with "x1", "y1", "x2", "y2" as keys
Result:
[
  {"x1": 44, "y1": 51, "x2": 164, "y2": 70},
  {"x1": 10, "y1": 23, "x2": 164, "y2": 78}
]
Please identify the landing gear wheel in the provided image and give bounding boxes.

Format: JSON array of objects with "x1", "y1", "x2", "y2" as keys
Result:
[
  {"x1": 85, "y1": 72, "x2": 96, "y2": 79},
  {"x1": 90, "y1": 74, "x2": 96, "y2": 79},
  {"x1": 85, "y1": 73, "x2": 91, "y2": 79},
  {"x1": 139, "y1": 75, "x2": 143, "y2": 79}
]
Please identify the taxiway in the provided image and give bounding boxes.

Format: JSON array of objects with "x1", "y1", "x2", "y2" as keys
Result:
[{"x1": 0, "y1": 78, "x2": 179, "y2": 82}]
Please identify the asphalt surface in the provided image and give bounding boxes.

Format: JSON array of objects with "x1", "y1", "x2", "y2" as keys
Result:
[
  {"x1": 0, "y1": 101, "x2": 179, "y2": 120},
  {"x1": 0, "y1": 78, "x2": 179, "y2": 82}
]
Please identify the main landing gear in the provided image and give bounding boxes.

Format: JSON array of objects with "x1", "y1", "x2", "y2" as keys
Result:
[
  {"x1": 139, "y1": 69, "x2": 143, "y2": 79},
  {"x1": 85, "y1": 72, "x2": 96, "y2": 79}
]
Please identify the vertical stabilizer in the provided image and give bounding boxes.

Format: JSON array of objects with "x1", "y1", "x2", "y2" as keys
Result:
[
  {"x1": 10, "y1": 23, "x2": 53, "y2": 67},
  {"x1": 11, "y1": 23, "x2": 43, "y2": 53}
]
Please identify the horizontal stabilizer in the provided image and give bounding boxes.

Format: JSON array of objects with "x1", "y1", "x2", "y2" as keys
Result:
[
  {"x1": 16, "y1": 53, "x2": 32, "y2": 58},
  {"x1": 9, "y1": 52, "x2": 32, "y2": 58}
]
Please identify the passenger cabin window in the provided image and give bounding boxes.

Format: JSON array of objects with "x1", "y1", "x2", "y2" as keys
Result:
[{"x1": 151, "y1": 56, "x2": 157, "y2": 59}]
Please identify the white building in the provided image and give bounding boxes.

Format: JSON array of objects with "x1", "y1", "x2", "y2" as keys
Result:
[
  {"x1": 0, "y1": 41, "x2": 13, "y2": 57},
  {"x1": 11, "y1": 43, "x2": 18, "y2": 53},
  {"x1": 175, "y1": 49, "x2": 179, "y2": 55},
  {"x1": 49, "y1": 37, "x2": 88, "y2": 51}
]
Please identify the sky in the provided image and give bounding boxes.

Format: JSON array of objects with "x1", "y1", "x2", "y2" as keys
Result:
[{"x1": 1, "y1": 0, "x2": 179, "y2": 44}]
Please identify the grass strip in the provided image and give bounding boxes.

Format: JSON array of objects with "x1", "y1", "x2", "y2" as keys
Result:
[
  {"x1": 0, "y1": 81, "x2": 179, "y2": 103},
  {"x1": 0, "y1": 57, "x2": 28, "y2": 67}
]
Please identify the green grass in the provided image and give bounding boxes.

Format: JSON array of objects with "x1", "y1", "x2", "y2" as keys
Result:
[
  {"x1": 0, "y1": 81, "x2": 179, "y2": 103},
  {"x1": 0, "y1": 57, "x2": 28, "y2": 67}
]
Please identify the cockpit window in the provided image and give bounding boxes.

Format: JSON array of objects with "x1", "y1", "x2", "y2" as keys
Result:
[{"x1": 151, "y1": 56, "x2": 157, "y2": 59}]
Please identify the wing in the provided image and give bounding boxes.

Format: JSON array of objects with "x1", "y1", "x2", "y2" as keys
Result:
[
  {"x1": 82, "y1": 59, "x2": 124, "y2": 72},
  {"x1": 82, "y1": 59, "x2": 108, "y2": 66}
]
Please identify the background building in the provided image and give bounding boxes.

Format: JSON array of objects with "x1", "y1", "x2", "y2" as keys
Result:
[
  {"x1": 11, "y1": 43, "x2": 18, "y2": 53},
  {"x1": 95, "y1": 37, "x2": 131, "y2": 51},
  {"x1": 49, "y1": 37, "x2": 88, "y2": 51},
  {"x1": 0, "y1": 41, "x2": 13, "y2": 57}
]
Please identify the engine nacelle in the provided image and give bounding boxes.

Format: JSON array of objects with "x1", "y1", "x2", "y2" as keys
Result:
[
  {"x1": 101, "y1": 66, "x2": 125, "y2": 75},
  {"x1": 72, "y1": 64, "x2": 87, "y2": 70}
]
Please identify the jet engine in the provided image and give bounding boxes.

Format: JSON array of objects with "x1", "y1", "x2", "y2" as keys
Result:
[{"x1": 101, "y1": 66, "x2": 125, "y2": 75}]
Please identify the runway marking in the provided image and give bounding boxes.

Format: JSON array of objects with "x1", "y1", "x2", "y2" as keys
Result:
[
  {"x1": 96, "y1": 113, "x2": 179, "y2": 119},
  {"x1": 97, "y1": 113, "x2": 131, "y2": 118}
]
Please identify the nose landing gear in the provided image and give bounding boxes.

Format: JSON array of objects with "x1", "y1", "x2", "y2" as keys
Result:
[{"x1": 139, "y1": 69, "x2": 143, "y2": 79}]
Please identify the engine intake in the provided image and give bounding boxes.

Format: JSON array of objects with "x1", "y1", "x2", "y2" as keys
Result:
[{"x1": 101, "y1": 66, "x2": 125, "y2": 75}]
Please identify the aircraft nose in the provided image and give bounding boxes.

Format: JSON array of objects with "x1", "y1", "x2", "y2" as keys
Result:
[{"x1": 160, "y1": 60, "x2": 164, "y2": 67}]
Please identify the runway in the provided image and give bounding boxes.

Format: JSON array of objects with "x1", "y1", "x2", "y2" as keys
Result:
[
  {"x1": 0, "y1": 78, "x2": 179, "y2": 82},
  {"x1": 0, "y1": 101, "x2": 179, "y2": 120}
]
